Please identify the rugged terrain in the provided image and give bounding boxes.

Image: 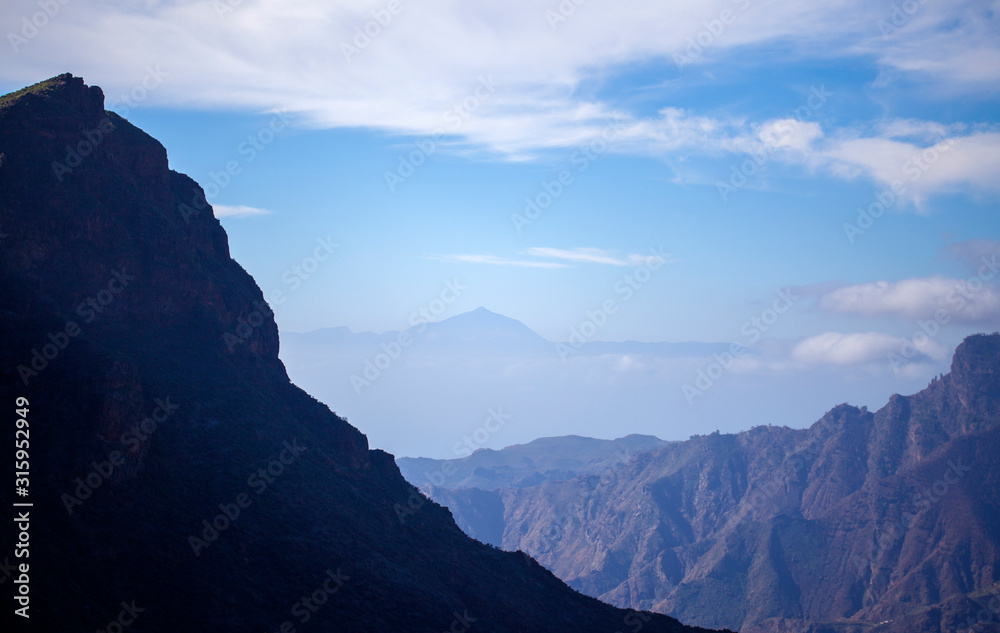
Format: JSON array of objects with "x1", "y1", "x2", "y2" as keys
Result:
[{"x1": 411, "y1": 336, "x2": 1000, "y2": 632}]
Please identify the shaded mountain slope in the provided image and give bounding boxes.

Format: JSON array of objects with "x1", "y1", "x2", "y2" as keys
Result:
[{"x1": 0, "y1": 74, "x2": 722, "y2": 633}]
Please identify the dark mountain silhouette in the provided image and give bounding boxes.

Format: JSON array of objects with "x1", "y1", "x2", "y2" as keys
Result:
[
  {"x1": 410, "y1": 335, "x2": 1000, "y2": 632},
  {"x1": 0, "y1": 74, "x2": 723, "y2": 633}
]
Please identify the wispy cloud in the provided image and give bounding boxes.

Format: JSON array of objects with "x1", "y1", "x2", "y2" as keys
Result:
[
  {"x1": 213, "y1": 204, "x2": 273, "y2": 218},
  {"x1": 526, "y1": 247, "x2": 627, "y2": 266},
  {"x1": 525, "y1": 247, "x2": 673, "y2": 267},
  {"x1": 861, "y1": 0, "x2": 1000, "y2": 90},
  {"x1": 425, "y1": 254, "x2": 570, "y2": 269},
  {"x1": 428, "y1": 247, "x2": 672, "y2": 269}
]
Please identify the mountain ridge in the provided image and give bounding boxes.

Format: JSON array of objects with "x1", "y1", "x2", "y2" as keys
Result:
[
  {"x1": 398, "y1": 433, "x2": 669, "y2": 490},
  {"x1": 285, "y1": 305, "x2": 732, "y2": 352},
  {"x1": 0, "y1": 73, "x2": 722, "y2": 633}
]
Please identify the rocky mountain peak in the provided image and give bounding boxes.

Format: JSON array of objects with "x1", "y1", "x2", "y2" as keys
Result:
[
  {"x1": 948, "y1": 332, "x2": 1000, "y2": 426},
  {"x1": 0, "y1": 73, "x2": 104, "y2": 121}
]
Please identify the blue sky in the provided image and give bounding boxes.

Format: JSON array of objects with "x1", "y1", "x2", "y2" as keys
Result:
[{"x1": 2, "y1": 0, "x2": 999, "y2": 450}]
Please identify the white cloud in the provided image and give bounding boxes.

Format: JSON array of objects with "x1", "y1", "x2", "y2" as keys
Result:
[
  {"x1": 714, "y1": 117, "x2": 1000, "y2": 205},
  {"x1": 1, "y1": 0, "x2": 995, "y2": 161},
  {"x1": 817, "y1": 276, "x2": 1000, "y2": 323},
  {"x1": 213, "y1": 204, "x2": 272, "y2": 217},
  {"x1": 863, "y1": 0, "x2": 1000, "y2": 90},
  {"x1": 758, "y1": 119, "x2": 823, "y2": 152},
  {"x1": 815, "y1": 131, "x2": 1000, "y2": 206},
  {"x1": 791, "y1": 331, "x2": 946, "y2": 366},
  {"x1": 2, "y1": 1, "x2": 997, "y2": 204}
]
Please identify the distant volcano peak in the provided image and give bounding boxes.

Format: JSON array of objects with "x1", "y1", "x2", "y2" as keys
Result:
[{"x1": 420, "y1": 307, "x2": 550, "y2": 348}]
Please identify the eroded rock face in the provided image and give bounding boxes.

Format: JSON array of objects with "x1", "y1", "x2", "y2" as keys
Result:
[
  {"x1": 0, "y1": 74, "x2": 724, "y2": 633},
  {"x1": 419, "y1": 334, "x2": 1000, "y2": 633}
]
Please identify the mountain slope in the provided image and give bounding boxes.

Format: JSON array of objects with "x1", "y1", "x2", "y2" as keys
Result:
[
  {"x1": 0, "y1": 74, "x2": 722, "y2": 633},
  {"x1": 398, "y1": 434, "x2": 668, "y2": 545},
  {"x1": 416, "y1": 335, "x2": 1000, "y2": 632}
]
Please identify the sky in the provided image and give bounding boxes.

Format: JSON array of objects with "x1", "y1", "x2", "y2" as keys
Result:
[{"x1": 2, "y1": 0, "x2": 999, "y2": 454}]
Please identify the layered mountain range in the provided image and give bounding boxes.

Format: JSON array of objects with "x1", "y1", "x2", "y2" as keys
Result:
[
  {"x1": 405, "y1": 335, "x2": 1000, "y2": 632},
  {"x1": 279, "y1": 307, "x2": 743, "y2": 459},
  {"x1": 0, "y1": 74, "x2": 719, "y2": 632}
]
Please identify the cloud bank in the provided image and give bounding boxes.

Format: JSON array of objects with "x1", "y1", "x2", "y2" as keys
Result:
[{"x1": 3, "y1": 0, "x2": 998, "y2": 201}]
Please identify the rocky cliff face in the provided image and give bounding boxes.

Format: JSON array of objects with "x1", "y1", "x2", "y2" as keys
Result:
[
  {"x1": 0, "y1": 74, "x2": 723, "y2": 633},
  {"x1": 417, "y1": 335, "x2": 1000, "y2": 633}
]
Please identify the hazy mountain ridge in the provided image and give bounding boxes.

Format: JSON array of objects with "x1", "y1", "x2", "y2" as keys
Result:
[
  {"x1": 411, "y1": 334, "x2": 1000, "y2": 632},
  {"x1": 283, "y1": 307, "x2": 733, "y2": 358},
  {"x1": 280, "y1": 306, "x2": 751, "y2": 458},
  {"x1": 398, "y1": 434, "x2": 669, "y2": 490},
  {"x1": 0, "y1": 74, "x2": 722, "y2": 633}
]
